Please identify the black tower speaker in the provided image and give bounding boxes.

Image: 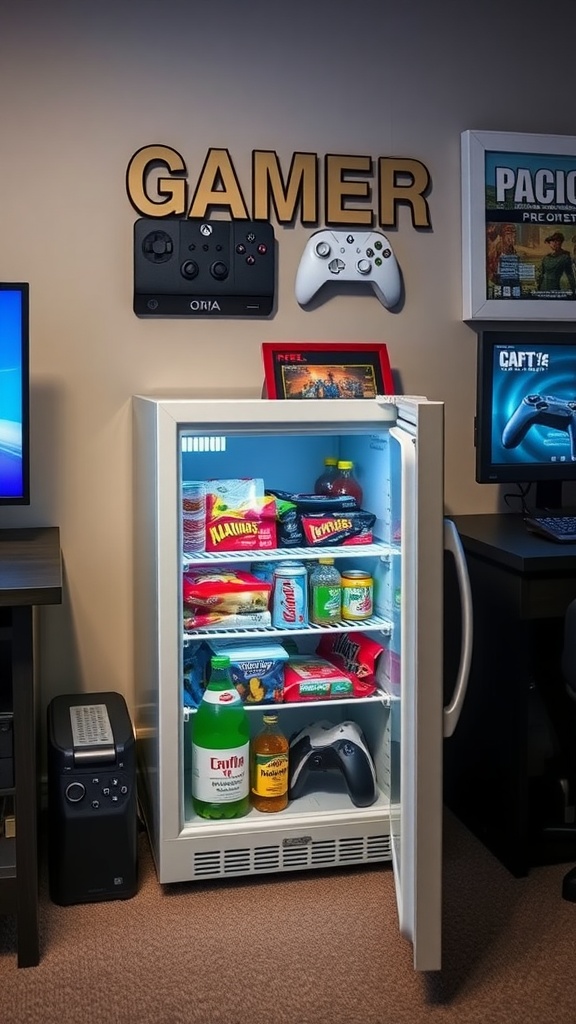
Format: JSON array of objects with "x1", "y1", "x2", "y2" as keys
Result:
[{"x1": 47, "y1": 691, "x2": 138, "y2": 906}]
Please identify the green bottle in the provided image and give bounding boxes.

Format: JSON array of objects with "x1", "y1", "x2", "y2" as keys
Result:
[{"x1": 192, "y1": 655, "x2": 250, "y2": 819}]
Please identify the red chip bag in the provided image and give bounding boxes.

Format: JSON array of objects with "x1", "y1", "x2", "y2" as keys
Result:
[
  {"x1": 183, "y1": 569, "x2": 271, "y2": 614},
  {"x1": 316, "y1": 632, "x2": 383, "y2": 695}
]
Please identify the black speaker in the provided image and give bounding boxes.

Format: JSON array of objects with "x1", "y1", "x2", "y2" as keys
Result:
[{"x1": 47, "y1": 691, "x2": 138, "y2": 906}]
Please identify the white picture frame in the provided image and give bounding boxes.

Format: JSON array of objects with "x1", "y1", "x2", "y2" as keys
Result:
[{"x1": 461, "y1": 129, "x2": 576, "y2": 321}]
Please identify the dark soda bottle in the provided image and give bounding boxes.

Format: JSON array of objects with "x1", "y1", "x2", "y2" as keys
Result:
[
  {"x1": 333, "y1": 460, "x2": 363, "y2": 506},
  {"x1": 314, "y1": 456, "x2": 339, "y2": 496},
  {"x1": 191, "y1": 655, "x2": 250, "y2": 819}
]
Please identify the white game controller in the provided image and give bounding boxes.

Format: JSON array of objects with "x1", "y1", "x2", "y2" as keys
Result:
[{"x1": 295, "y1": 228, "x2": 401, "y2": 308}]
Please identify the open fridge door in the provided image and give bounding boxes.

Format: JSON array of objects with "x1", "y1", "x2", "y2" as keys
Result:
[{"x1": 389, "y1": 400, "x2": 447, "y2": 971}]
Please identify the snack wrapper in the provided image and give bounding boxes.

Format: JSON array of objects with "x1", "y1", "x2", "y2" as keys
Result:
[
  {"x1": 299, "y1": 510, "x2": 376, "y2": 546},
  {"x1": 316, "y1": 632, "x2": 382, "y2": 694},
  {"x1": 283, "y1": 656, "x2": 360, "y2": 702},
  {"x1": 205, "y1": 494, "x2": 278, "y2": 552},
  {"x1": 183, "y1": 610, "x2": 272, "y2": 632},
  {"x1": 206, "y1": 478, "x2": 265, "y2": 506},
  {"x1": 183, "y1": 569, "x2": 272, "y2": 614},
  {"x1": 207, "y1": 639, "x2": 288, "y2": 703}
]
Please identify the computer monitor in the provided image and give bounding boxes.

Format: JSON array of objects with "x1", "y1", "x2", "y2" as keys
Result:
[
  {"x1": 475, "y1": 329, "x2": 576, "y2": 509},
  {"x1": 0, "y1": 284, "x2": 29, "y2": 505}
]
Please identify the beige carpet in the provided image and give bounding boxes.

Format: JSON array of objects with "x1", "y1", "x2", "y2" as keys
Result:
[{"x1": 1, "y1": 810, "x2": 575, "y2": 1024}]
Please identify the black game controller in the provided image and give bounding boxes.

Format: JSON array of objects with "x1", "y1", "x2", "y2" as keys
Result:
[
  {"x1": 133, "y1": 218, "x2": 275, "y2": 317},
  {"x1": 288, "y1": 720, "x2": 377, "y2": 808},
  {"x1": 501, "y1": 394, "x2": 576, "y2": 459}
]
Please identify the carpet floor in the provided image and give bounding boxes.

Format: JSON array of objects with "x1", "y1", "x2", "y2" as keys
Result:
[{"x1": 1, "y1": 810, "x2": 575, "y2": 1024}]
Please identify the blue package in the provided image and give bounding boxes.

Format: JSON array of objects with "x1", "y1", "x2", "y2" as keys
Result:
[
  {"x1": 183, "y1": 641, "x2": 211, "y2": 708},
  {"x1": 207, "y1": 639, "x2": 289, "y2": 703}
]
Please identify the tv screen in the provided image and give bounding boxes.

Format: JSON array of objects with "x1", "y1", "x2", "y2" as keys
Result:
[
  {"x1": 476, "y1": 330, "x2": 576, "y2": 502},
  {"x1": 0, "y1": 284, "x2": 29, "y2": 505}
]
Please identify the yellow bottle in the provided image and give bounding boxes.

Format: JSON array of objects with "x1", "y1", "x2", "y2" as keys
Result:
[{"x1": 250, "y1": 714, "x2": 289, "y2": 812}]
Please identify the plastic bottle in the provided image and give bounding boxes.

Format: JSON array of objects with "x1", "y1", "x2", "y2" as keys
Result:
[
  {"x1": 333, "y1": 460, "x2": 363, "y2": 506},
  {"x1": 314, "y1": 456, "x2": 339, "y2": 496},
  {"x1": 192, "y1": 655, "x2": 250, "y2": 819},
  {"x1": 250, "y1": 713, "x2": 289, "y2": 812},
  {"x1": 310, "y1": 557, "x2": 342, "y2": 624}
]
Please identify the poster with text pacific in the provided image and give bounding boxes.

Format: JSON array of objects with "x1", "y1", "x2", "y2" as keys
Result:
[{"x1": 485, "y1": 150, "x2": 576, "y2": 302}]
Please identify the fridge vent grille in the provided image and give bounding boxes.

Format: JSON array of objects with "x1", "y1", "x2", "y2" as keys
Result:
[
  {"x1": 254, "y1": 846, "x2": 281, "y2": 871},
  {"x1": 364, "y1": 834, "x2": 392, "y2": 859},
  {"x1": 191, "y1": 834, "x2": 391, "y2": 879}
]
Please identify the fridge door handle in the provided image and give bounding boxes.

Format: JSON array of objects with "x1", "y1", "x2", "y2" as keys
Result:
[{"x1": 443, "y1": 517, "x2": 473, "y2": 738}]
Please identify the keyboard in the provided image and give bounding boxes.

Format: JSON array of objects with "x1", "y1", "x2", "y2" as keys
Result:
[{"x1": 524, "y1": 514, "x2": 576, "y2": 543}]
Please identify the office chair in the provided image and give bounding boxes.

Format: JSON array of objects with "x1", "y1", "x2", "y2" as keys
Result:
[{"x1": 561, "y1": 597, "x2": 576, "y2": 902}]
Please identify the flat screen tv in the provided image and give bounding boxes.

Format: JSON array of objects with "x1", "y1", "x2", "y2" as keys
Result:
[
  {"x1": 475, "y1": 329, "x2": 576, "y2": 509},
  {"x1": 0, "y1": 284, "x2": 29, "y2": 505}
]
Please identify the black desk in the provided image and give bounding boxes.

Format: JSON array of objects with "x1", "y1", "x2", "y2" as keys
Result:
[
  {"x1": 0, "y1": 528, "x2": 62, "y2": 966},
  {"x1": 444, "y1": 513, "x2": 576, "y2": 877}
]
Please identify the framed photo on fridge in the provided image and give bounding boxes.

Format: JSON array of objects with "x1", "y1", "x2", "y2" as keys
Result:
[
  {"x1": 461, "y1": 129, "x2": 576, "y2": 321},
  {"x1": 261, "y1": 342, "x2": 393, "y2": 399}
]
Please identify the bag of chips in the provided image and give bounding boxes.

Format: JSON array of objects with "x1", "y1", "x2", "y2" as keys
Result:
[{"x1": 183, "y1": 569, "x2": 272, "y2": 614}]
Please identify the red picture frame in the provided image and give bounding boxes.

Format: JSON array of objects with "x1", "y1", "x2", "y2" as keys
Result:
[{"x1": 261, "y1": 342, "x2": 393, "y2": 400}]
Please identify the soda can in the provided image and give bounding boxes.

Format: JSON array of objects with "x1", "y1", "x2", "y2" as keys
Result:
[
  {"x1": 272, "y1": 561, "x2": 309, "y2": 629},
  {"x1": 341, "y1": 570, "x2": 373, "y2": 621}
]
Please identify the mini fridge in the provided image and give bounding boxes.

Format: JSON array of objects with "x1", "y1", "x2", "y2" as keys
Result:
[{"x1": 132, "y1": 394, "x2": 472, "y2": 971}]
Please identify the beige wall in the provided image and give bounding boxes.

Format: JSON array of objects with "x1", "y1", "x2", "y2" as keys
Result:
[{"x1": 1, "y1": 0, "x2": 575, "y2": 716}]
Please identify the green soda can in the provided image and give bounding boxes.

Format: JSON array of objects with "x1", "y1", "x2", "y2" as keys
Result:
[{"x1": 192, "y1": 655, "x2": 250, "y2": 819}]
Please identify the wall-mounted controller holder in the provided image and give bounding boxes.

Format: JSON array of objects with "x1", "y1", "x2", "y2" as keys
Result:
[
  {"x1": 133, "y1": 218, "x2": 276, "y2": 317},
  {"x1": 47, "y1": 692, "x2": 138, "y2": 906}
]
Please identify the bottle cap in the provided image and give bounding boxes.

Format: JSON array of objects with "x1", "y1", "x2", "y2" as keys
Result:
[
  {"x1": 324, "y1": 456, "x2": 338, "y2": 466},
  {"x1": 318, "y1": 557, "x2": 335, "y2": 565},
  {"x1": 211, "y1": 655, "x2": 231, "y2": 669},
  {"x1": 263, "y1": 714, "x2": 278, "y2": 724},
  {"x1": 337, "y1": 460, "x2": 353, "y2": 469}
]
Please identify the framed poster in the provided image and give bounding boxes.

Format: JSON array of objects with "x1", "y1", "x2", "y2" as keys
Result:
[
  {"x1": 261, "y1": 342, "x2": 393, "y2": 399},
  {"x1": 461, "y1": 129, "x2": 576, "y2": 321}
]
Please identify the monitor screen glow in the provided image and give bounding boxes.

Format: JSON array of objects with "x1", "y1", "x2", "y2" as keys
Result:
[
  {"x1": 0, "y1": 284, "x2": 30, "y2": 505},
  {"x1": 476, "y1": 330, "x2": 576, "y2": 489}
]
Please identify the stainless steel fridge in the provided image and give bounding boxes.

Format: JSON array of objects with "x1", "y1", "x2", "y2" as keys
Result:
[{"x1": 133, "y1": 394, "x2": 472, "y2": 970}]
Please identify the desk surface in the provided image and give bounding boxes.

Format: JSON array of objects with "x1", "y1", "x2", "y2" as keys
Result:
[
  {"x1": 0, "y1": 527, "x2": 62, "y2": 607},
  {"x1": 450, "y1": 513, "x2": 576, "y2": 575}
]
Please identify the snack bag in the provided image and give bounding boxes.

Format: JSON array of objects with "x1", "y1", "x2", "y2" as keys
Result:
[
  {"x1": 183, "y1": 610, "x2": 272, "y2": 632},
  {"x1": 206, "y1": 478, "x2": 265, "y2": 507},
  {"x1": 207, "y1": 639, "x2": 289, "y2": 703},
  {"x1": 316, "y1": 632, "x2": 382, "y2": 694},
  {"x1": 205, "y1": 494, "x2": 278, "y2": 552},
  {"x1": 283, "y1": 656, "x2": 359, "y2": 702},
  {"x1": 183, "y1": 641, "x2": 211, "y2": 708},
  {"x1": 299, "y1": 510, "x2": 376, "y2": 546},
  {"x1": 183, "y1": 569, "x2": 272, "y2": 614}
]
